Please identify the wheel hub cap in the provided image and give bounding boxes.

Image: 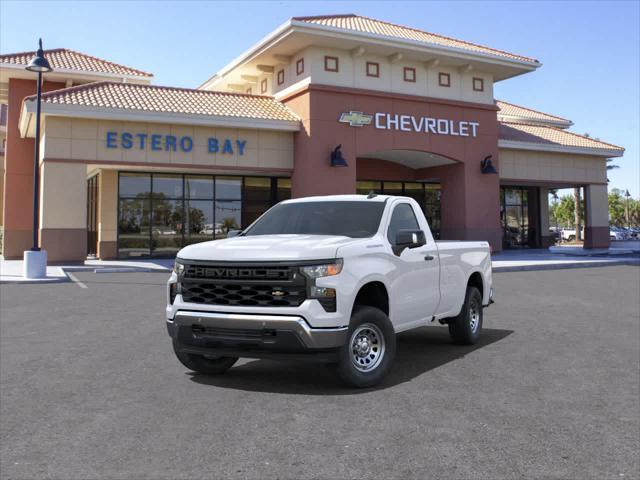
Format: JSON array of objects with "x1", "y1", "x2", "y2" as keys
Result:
[{"x1": 350, "y1": 323, "x2": 386, "y2": 372}]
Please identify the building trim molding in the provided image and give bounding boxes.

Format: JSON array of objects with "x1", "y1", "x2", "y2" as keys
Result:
[{"x1": 498, "y1": 140, "x2": 623, "y2": 158}]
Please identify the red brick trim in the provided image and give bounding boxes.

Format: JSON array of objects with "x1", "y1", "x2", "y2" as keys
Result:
[
  {"x1": 403, "y1": 67, "x2": 416, "y2": 82},
  {"x1": 277, "y1": 69, "x2": 284, "y2": 85},
  {"x1": 296, "y1": 58, "x2": 304, "y2": 75},
  {"x1": 473, "y1": 77, "x2": 484, "y2": 92},
  {"x1": 438, "y1": 72, "x2": 450, "y2": 87}
]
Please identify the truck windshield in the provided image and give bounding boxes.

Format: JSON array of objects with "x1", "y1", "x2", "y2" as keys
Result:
[{"x1": 243, "y1": 201, "x2": 385, "y2": 238}]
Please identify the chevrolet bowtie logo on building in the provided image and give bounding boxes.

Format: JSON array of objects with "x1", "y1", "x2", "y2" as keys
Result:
[{"x1": 339, "y1": 111, "x2": 373, "y2": 127}]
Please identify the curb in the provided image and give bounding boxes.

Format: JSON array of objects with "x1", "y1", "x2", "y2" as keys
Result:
[{"x1": 493, "y1": 259, "x2": 640, "y2": 273}]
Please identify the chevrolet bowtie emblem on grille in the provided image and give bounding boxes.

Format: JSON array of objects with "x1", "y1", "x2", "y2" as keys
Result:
[
  {"x1": 339, "y1": 111, "x2": 373, "y2": 127},
  {"x1": 271, "y1": 290, "x2": 286, "y2": 297}
]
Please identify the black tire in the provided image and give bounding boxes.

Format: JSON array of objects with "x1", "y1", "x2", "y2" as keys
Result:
[
  {"x1": 448, "y1": 286, "x2": 483, "y2": 345},
  {"x1": 336, "y1": 306, "x2": 396, "y2": 388},
  {"x1": 172, "y1": 339, "x2": 238, "y2": 375},
  {"x1": 567, "y1": 235, "x2": 575, "y2": 242}
]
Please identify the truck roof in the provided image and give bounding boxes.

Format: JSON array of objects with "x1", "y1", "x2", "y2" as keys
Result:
[{"x1": 281, "y1": 194, "x2": 396, "y2": 203}]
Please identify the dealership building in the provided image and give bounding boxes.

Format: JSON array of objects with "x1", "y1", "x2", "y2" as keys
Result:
[{"x1": 0, "y1": 14, "x2": 624, "y2": 261}]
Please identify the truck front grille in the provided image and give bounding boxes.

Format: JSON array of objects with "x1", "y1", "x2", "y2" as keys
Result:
[
  {"x1": 180, "y1": 262, "x2": 306, "y2": 307},
  {"x1": 181, "y1": 282, "x2": 305, "y2": 307}
]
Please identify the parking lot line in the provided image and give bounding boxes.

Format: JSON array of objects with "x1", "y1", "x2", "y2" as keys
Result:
[{"x1": 66, "y1": 272, "x2": 88, "y2": 289}]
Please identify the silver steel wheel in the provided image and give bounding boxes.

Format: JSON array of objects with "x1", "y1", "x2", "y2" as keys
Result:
[
  {"x1": 350, "y1": 323, "x2": 386, "y2": 372},
  {"x1": 469, "y1": 300, "x2": 480, "y2": 334}
]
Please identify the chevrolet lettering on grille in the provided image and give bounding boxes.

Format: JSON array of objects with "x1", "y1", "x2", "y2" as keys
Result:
[{"x1": 187, "y1": 266, "x2": 290, "y2": 280}]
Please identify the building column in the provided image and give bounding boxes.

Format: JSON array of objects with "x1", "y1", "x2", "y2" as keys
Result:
[
  {"x1": 284, "y1": 91, "x2": 357, "y2": 197},
  {"x1": 584, "y1": 184, "x2": 610, "y2": 249},
  {"x1": 2, "y1": 78, "x2": 66, "y2": 259},
  {"x1": 98, "y1": 170, "x2": 118, "y2": 259},
  {"x1": 539, "y1": 187, "x2": 553, "y2": 247},
  {"x1": 39, "y1": 161, "x2": 87, "y2": 262},
  {"x1": 424, "y1": 161, "x2": 502, "y2": 252}
]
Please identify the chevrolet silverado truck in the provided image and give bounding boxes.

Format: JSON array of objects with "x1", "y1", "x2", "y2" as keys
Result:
[{"x1": 166, "y1": 194, "x2": 494, "y2": 387}]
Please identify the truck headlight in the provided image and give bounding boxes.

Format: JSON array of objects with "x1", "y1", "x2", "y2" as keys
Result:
[
  {"x1": 173, "y1": 260, "x2": 185, "y2": 275},
  {"x1": 300, "y1": 259, "x2": 343, "y2": 279}
]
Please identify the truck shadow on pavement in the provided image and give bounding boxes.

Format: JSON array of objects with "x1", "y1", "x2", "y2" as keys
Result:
[{"x1": 188, "y1": 327, "x2": 513, "y2": 394}]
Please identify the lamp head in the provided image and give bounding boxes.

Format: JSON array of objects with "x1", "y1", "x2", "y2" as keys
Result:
[
  {"x1": 26, "y1": 39, "x2": 53, "y2": 73},
  {"x1": 330, "y1": 144, "x2": 348, "y2": 167}
]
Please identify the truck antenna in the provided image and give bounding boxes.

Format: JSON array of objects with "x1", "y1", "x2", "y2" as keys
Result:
[{"x1": 367, "y1": 191, "x2": 378, "y2": 199}]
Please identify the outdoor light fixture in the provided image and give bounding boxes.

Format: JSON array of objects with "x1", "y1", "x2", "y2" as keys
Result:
[
  {"x1": 330, "y1": 144, "x2": 348, "y2": 167},
  {"x1": 480, "y1": 155, "x2": 497, "y2": 174},
  {"x1": 23, "y1": 39, "x2": 53, "y2": 279}
]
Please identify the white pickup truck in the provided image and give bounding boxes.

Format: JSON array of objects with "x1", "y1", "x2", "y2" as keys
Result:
[{"x1": 166, "y1": 194, "x2": 494, "y2": 387}]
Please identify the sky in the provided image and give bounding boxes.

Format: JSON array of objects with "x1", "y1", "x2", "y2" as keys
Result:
[{"x1": 1, "y1": 0, "x2": 638, "y2": 197}]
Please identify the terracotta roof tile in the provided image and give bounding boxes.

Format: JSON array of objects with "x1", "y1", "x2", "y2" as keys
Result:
[
  {"x1": 27, "y1": 82, "x2": 299, "y2": 122},
  {"x1": 0, "y1": 48, "x2": 152, "y2": 78},
  {"x1": 496, "y1": 100, "x2": 571, "y2": 126},
  {"x1": 293, "y1": 14, "x2": 538, "y2": 64},
  {"x1": 499, "y1": 122, "x2": 624, "y2": 153}
]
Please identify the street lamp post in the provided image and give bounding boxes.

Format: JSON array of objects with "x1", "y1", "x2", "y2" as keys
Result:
[
  {"x1": 625, "y1": 189, "x2": 631, "y2": 230},
  {"x1": 23, "y1": 39, "x2": 53, "y2": 279}
]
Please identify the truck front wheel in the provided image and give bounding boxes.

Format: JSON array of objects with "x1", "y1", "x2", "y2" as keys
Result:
[
  {"x1": 448, "y1": 286, "x2": 483, "y2": 345},
  {"x1": 172, "y1": 339, "x2": 238, "y2": 375},
  {"x1": 336, "y1": 306, "x2": 396, "y2": 388}
]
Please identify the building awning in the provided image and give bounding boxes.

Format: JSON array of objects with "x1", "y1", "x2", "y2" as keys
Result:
[
  {"x1": 498, "y1": 122, "x2": 624, "y2": 157},
  {"x1": 19, "y1": 81, "x2": 301, "y2": 137}
]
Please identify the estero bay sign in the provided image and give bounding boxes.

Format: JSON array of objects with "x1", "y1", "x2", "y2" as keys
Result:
[
  {"x1": 339, "y1": 111, "x2": 480, "y2": 137},
  {"x1": 105, "y1": 131, "x2": 248, "y2": 155}
]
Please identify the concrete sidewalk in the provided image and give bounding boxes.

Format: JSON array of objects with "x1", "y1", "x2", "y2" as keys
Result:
[{"x1": 1, "y1": 250, "x2": 638, "y2": 283}]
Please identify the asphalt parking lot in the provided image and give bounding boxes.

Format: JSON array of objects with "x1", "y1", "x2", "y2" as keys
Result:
[{"x1": 1, "y1": 266, "x2": 639, "y2": 479}]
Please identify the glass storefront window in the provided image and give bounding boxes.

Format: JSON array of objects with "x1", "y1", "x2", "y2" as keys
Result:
[
  {"x1": 186, "y1": 200, "x2": 215, "y2": 245},
  {"x1": 243, "y1": 177, "x2": 272, "y2": 227},
  {"x1": 216, "y1": 176, "x2": 241, "y2": 199},
  {"x1": 119, "y1": 173, "x2": 151, "y2": 197},
  {"x1": 118, "y1": 173, "x2": 288, "y2": 257},
  {"x1": 356, "y1": 181, "x2": 382, "y2": 195},
  {"x1": 276, "y1": 178, "x2": 291, "y2": 203},
  {"x1": 382, "y1": 182, "x2": 403, "y2": 196},
  {"x1": 153, "y1": 175, "x2": 183, "y2": 198},
  {"x1": 185, "y1": 176, "x2": 214, "y2": 200},
  {"x1": 216, "y1": 201, "x2": 242, "y2": 238},
  {"x1": 118, "y1": 197, "x2": 151, "y2": 257}
]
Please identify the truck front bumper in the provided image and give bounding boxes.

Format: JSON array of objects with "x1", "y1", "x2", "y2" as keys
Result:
[{"x1": 167, "y1": 311, "x2": 348, "y2": 360}]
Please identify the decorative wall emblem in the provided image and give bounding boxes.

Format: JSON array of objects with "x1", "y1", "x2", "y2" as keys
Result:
[{"x1": 338, "y1": 111, "x2": 374, "y2": 127}]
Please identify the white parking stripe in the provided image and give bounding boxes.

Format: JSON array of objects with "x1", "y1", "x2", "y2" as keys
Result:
[{"x1": 66, "y1": 272, "x2": 88, "y2": 289}]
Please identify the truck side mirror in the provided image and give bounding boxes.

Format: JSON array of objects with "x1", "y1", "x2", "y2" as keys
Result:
[
  {"x1": 394, "y1": 229, "x2": 426, "y2": 255},
  {"x1": 227, "y1": 229, "x2": 242, "y2": 238}
]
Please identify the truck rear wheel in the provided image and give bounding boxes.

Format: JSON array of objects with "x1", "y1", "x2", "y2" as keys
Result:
[
  {"x1": 172, "y1": 339, "x2": 238, "y2": 375},
  {"x1": 448, "y1": 286, "x2": 483, "y2": 345},
  {"x1": 336, "y1": 306, "x2": 396, "y2": 388}
]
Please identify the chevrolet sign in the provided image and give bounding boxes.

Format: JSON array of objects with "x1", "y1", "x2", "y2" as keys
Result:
[{"x1": 338, "y1": 111, "x2": 374, "y2": 127}]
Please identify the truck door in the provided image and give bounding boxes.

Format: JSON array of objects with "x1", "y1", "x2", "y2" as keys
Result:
[{"x1": 385, "y1": 202, "x2": 440, "y2": 330}]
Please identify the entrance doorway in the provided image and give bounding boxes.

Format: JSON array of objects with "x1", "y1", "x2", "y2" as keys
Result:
[
  {"x1": 500, "y1": 186, "x2": 540, "y2": 248},
  {"x1": 87, "y1": 175, "x2": 99, "y2": 257}
]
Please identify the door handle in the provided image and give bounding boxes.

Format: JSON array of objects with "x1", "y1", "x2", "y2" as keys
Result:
[{"x1": 424, "y1": 255, "x2": 435, "y2": 261}]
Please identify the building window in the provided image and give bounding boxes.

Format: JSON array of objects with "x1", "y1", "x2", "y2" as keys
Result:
[
  {"x1": 245, "y1": 87, "x2": 252, "y2": 94},
  {"x1": 277, "y1": 69, "x2": 284, "y2": 85},
  {"x1": 438, "y1": 72, "x2": 450, "y2": 87},
  {"x1": 473, "y1": 77, "x2": 484, "y2": 92},
  {"x1": 324, "y1": 55, "x2": 339, "y2": 72},
  {"x1": 403, "y1": 67, "x2": 416, "y2": 82},
  {"x1": 296, "y1": 58, "x2": 304, "y2": 75},
  {"x1": 366, "y1": 62, "x2": 380, "y2": 78},
  {"x1": 260, "y1": 78, "x2": 268, "y2": 94},
  {"x1": 117, "y1": 173, "x2": 291, "y2": 258}
]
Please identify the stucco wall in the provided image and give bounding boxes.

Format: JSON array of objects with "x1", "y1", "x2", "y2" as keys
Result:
[
  {"x1": 499, "y1": 148, "x2": 607, "y2": 184},
  {"x1": 41, "y1": 117, "x2": 294, "y2": 171},
  {"x1": 273, "y1": 46, "x2": 494, "y2": 105}
]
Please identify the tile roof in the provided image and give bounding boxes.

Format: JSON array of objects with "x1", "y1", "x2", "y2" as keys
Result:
[
  {"x1": 499, "y1": 122, "x2": 624, "y2": 154},
  {"x1": 26, "y1": 81, "x2": 299, "y2": 122},
  {"x1": 0, "y1": 48, "x2": 152, "y2": 78},
  {"x1": 293, "y1": 14, "x2": 538, "y2": 64},
  {"x1": 496, "y1": 100, "x2": 572, "y2": 127}
]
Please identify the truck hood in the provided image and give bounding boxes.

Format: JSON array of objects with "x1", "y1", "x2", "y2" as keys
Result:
[{"x1": 177, "y1": 234, "x2": 359, "y2": 262}]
